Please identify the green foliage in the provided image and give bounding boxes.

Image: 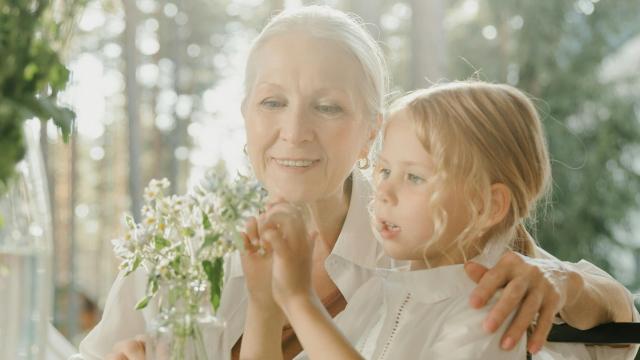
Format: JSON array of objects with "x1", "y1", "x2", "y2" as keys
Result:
[
  {"x1": 0, "y1": 0, "x2": 82, "y2": 189},
  {"x1": 447, "y1": 1, "x2": 640, "y2": 281},
  {"x1": 202, "y1": 258, "x2": 224, "y2": 312}
]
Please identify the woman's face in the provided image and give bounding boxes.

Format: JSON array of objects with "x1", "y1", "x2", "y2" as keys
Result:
[{"x1": 242, "y1": 33, "x2": 376, "y2": 203}]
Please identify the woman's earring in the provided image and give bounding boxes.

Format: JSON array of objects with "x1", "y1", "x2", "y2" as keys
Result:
[
  {"x1": 357, "y1": 157, "x2": 370, "y2": 170},
  {"x1": 243, "y1": 144, "x2": 248, "y2": 155}
]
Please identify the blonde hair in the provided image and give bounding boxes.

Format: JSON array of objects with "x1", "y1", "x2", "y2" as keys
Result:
[
  {"x1": 389, "y1": 81, "x2": 551, "y2": 258},
  {"x1": 243, "y1": 5, "x2": 388, "y2": 122}
]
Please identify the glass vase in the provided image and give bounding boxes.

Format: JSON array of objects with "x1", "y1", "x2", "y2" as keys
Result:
[
  {"x1": 0, "y1": 120, "x2": 54, "y2": 360},
  {"x1": 146, "y1": 279, "x2": 225, "y2": 360}
]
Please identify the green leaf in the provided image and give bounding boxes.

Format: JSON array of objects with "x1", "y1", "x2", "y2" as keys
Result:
[
  {"x1": 124, "y1": 215, "x2": 136, "y2": 230},
  {"x1": 150, "y1": 276, "x2": 159, "y2": 294},
  {"x1": 20, "y1": 96, "x2": 75, "y2": 143},
  {"x1": 202, "y1": 258, "x2": 224, "y2": 311},
  {"x1": 181, "y1": 227, "x2": 195, "y2": 238},
  {"x1": 23, "y1": 63, "x2": 38, "y2": 81},
  {"x1": 135, "y1": 295, "x2": 152, "y2": 310},
  {"x1": 143, "y1": 275, "x2": 159, "y2": 309},
  {"x1": 170, "y1": 257, "x2": 181, "y2": 273},
  {"x1": 154, "y1": 235, "x2": 170, "y2": 250},
  {"x1": 125, "y1": 256, "x2": 141, "y2": 276},
  {"x1": 202, "y1": 211, "x2": 212, "y2": 230},
  {"x1": 201, "y1": 233, "x2": 220, "y2": 249}
]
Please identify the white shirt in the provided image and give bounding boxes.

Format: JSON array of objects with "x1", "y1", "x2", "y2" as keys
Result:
[
  {"x1": 297, "y1": 247, "x2": 639, "y2": 360},
  {"x1": 297, "y1": 247, "x2": 528, "y2": 360},
  {"x1": 77, "y1": 171, "x2": 639, "y2": 360}
]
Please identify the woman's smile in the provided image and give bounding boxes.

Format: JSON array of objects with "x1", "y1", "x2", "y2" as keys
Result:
[{"x1": 271, "y1": 157, "x2": 321, "y2": 173}]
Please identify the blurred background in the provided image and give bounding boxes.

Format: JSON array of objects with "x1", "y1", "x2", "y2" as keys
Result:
[{"x1": 22, "y1": 0, "x2": 640, "y2": 347}]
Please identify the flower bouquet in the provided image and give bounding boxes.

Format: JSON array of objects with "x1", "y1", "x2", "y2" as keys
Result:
[{"x1": 112, "y1": 164, "x2": 264, "y2": 359}]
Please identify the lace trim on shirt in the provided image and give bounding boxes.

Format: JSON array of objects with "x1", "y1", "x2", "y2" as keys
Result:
[{"x1": 378, "y1": 292, "x2": 412, "y2": 360}]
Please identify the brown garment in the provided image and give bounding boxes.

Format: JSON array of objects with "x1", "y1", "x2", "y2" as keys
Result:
[{"x1": 231, "y1": 290, "x2": 347, "y2": 360}]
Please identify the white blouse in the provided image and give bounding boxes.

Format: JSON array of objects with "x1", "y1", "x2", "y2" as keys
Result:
[
  {"x1": 298, "y1": 248, "x2": 639, "y2": 360},
  {"x1": 303, "y1": 248, "x2": 528, "y2": 360},
  {"x1": 76, "y1": 171, "x2": 639, "y2": 360}
]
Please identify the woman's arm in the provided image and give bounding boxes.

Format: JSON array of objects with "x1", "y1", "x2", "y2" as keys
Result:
[
  {"x1": 465, "y1": 250, "x2": 635, "y2": 354},
  {"x1": 559, "y1": 262, "x2": 634, "y2": 328}
]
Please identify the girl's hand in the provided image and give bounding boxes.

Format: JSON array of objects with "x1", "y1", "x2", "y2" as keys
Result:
[
  {"x1": 258, "y1": 202, "x2": 317, "y2": 310},
  {"x1": 240, "y1": 216, "x2": 282, "y2": 318},
  {"x1": 464, "y1": 251, "x2": 582, "y2": 354}
]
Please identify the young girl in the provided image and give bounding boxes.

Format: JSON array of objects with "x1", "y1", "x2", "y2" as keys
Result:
[{"x1": 239, "y1": 81, "x2": 594, "y2": 359}]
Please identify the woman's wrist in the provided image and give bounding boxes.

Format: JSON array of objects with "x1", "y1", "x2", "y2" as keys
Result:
[
  {"x1": 558, "y1": 265, "x2": 588, "y2": 323},
  {"x1": 562, "y1": 265, "x2": 585, "y2": 308},
  {"x1": 558, "y1": 264, "x2": 634, "y2": 328}
]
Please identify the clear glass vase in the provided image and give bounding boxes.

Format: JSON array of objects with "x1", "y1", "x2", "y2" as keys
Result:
[
  {"x1": 0, "y1": 120, "x2": 53, "y2": 360},
  {"x1": 146, "y1": 279, "x2": 226, "y2": 360}
]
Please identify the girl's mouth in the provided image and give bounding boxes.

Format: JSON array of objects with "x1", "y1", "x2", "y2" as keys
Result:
[{"x1": 379, "y1": 220, "x2": 401, "y2": 239}]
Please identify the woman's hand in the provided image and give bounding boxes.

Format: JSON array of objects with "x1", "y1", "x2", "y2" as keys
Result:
[
  {"x1": 258, "y1": 202, "x2": 317, "y2": 310},
  {"x1": 104, "y1": 336, "x2": 146, "y2": 360},
  {"x1": 464, "y1": 251, "x2": 583, "y2": 354}
]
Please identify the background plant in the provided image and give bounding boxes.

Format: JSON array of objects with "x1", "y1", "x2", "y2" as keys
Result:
[
  {"x1": 446, "y1": 0, "x2": 640, "y2": 288},
  {"x1": 0, "y1": 0, "x2": 84, "y2": 192}
]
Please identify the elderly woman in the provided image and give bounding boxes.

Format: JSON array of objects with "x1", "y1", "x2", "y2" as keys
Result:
[{"x1": 84, "y1": 6, "x2": 637, "y2": 360}]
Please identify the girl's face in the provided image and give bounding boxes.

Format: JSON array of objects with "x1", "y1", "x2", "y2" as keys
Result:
[
  {"x1": 242, "y1": 32, "x2": 376, "y2": 203},
  {"x1": 373, "y1": 110, "x2": 472, "y2": 269}
]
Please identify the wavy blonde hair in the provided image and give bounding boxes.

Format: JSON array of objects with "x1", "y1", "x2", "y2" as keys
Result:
[{"x1": 388, "y1": 81, "x2": 551, "y2": 259}]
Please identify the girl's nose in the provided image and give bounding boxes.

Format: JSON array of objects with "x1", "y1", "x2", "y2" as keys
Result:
[{"x1": 375, "y1": 179, "x2": 397, "y2": 205}]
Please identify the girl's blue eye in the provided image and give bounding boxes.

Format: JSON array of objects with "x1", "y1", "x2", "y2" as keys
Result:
[
  {"x1": 378, "y1": 168, "x2": 391, "y2": 179},
  {"x1": 408, "y1": 173, "x2": 425, "y2": 184}
]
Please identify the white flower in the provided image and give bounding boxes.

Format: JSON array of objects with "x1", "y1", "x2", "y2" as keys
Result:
[
  {"x1": 144, "y1": 178, "x2": 171, "y2": 202},
  {"x1": 113, "y1": 167, "x2": 264, "y2": 312},
  {"x1": 133, "y1": 225, "x2": 152, "y2": 247},
  {"x1": 112, "y1": 238, "x2": 133, "y2": 258}
]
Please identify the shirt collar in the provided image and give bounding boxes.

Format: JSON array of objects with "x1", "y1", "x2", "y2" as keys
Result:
[{"x1": 377, "y1": 242, "x2": 508, "y2": 304}]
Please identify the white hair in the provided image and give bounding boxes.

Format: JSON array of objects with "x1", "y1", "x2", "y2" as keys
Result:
[{"x1": 243, "y1": 5, "x2": 388, "y2": 121}]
